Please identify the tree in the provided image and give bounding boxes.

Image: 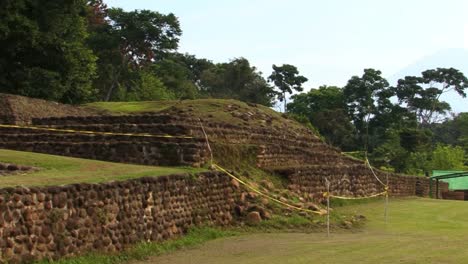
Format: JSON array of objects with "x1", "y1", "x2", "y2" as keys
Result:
[
  {"x1": 429, "y1": 144, "x2": 466, "y2": 171},
  {"x1": 343, "y1": 69, "x2": 396, "y2": 150},
  {"x1": 288, "y1": 86, "x2": 344, "y2": 114},
  {"x1": 87, "y1": 7, "x2": 182, "y2": 101},
  {"x1": 268, "y1": 64, "x2": 308, "y2": 112},
  {"x1": 152, "y1": 58, "x2": 199, "y2": 100},
  {"x1": 288, "y1": 86, "x2": 356, "y2": 150},
  {"x1": 120, "y1": 70, "x2": 175, "y2": 101},
  {"x1": 166, "y1": 53, "x2": 214, "y2": 87},
  {"x1": 371, "y1": 127, "x2": 433, "y2": 174},
  {"x1": 432, "y1": 112, "x2": 468, "y2": 165},
  {"x1": 371, "y1": 129, "x2": 411, "y2": 173},
  {"x1": 200, "y1": 58, "x2": 276, "y2": 106},
  {"x1": 0, "y1": 0, "x2": 97, "y2": 103},
  {"x1": 396, "y1": 68, "x2": 468, "y2": 126},
  {"x1": 86, "y1": 0, "x2": 108, "y2": 28}
]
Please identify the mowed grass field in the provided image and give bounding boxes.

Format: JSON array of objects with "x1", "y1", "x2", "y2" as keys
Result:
[
  {"x1": 138, "y1": 198, "x2": 468, "y2": 264},
  {"x1": 0, "y1": 149, "x2": 204, "y2": 187}
]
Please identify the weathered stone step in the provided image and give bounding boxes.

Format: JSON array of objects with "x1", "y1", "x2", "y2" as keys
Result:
[
  {"x1": 0, "y1": 141, "x2": 207, "y2": 166},
  {"x1": 32, "y1": 114, "x2": 195, "y2": 126},
  {"x1": 0, "y1": 133, "x2": 201, "y2": 144},
  {"x1": 40, "y1": 123, "x2": 197, "y2": 135}
]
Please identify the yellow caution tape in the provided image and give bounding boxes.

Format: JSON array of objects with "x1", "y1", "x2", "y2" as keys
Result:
[
  {"x1": 0, "y1": 124, "x2": 194, "y2": 139},
  {"x1": 212, "y1": 164, "x2": 326, "y2": 215},
  {"x1": 328, "y1": 191, "x2": 387, "y2": 200}
]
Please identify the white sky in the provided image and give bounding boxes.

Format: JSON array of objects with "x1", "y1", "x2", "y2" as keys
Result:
[
  {"x1": 106, "y1": 0, "x2": 468, "y2": 112},
  {"x1": 464, "y1": 24, "x2": 468, "y2": 49}
]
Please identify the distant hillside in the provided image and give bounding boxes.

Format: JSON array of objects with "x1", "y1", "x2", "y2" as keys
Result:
[{"x1": 389, "y1": 48, "x2": 468, "y2": 113}]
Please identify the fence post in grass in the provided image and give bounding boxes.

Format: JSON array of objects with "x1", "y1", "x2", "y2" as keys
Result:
[
  {"x1": 325, "y1": 177, "x2": 330, "y2": 238},
  {"x1": 385, "y1": 175, "x2": 389, "y2": 223}
]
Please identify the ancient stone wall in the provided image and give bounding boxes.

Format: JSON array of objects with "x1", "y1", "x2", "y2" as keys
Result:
[
  {"x1": 0, "y1": 172, "x2": 240, "y2": 263},
  {"x1": 282, "y1": 165, "x2": 448, "y2": 200},
  {"x1": 0, "y1": 95, "x2": 15, "y2": 125},
  {"x1": 256, "y1": 144, "x2": 347, "y2": 169},
  {"x1": 441, "y1": 190, "x2": 467, "y2": 200},
  {"x1": 32, "y1": 115, "x2": 321, "y2": 147},
  {"x1": 0, "y1": 128, "x2": 209, "y2": 167},
  {"x1": 32, "y1": 115, "x2": 184, "y2": 126}
]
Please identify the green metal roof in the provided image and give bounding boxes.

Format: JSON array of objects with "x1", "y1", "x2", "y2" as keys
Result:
[{"x1": 431, "y1": 170, "x2": 468, "y2": 190}]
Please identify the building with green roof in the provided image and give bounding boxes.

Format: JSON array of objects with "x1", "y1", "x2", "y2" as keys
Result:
[{"x1": 432, "y1": 170, "x2": 468, "y2": 191}]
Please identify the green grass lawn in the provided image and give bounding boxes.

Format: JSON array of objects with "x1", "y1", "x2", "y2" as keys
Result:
[
  {"x1": 136, "y1": 198, "x2": 468, "y2": 264},
  {"x1": 0, "y1": 149, "x2": 204, "y2": 187},
  {"x1": 85, "y1": 100, "x2": 175, "y2": 114}
]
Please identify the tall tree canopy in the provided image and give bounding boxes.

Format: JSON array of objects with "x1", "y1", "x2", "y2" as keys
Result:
[
  {"x1": 200, "y1": 58, "x2": 276, "y2": 106},
  {"x1": 268, "y1": 64, "x2": 308, "y2": 112},
  {"x1": 0, "y1": 0, "x2": 97, "y2": 103},
  {"x1": 396, "y1": 68, "x2": 468, "y2": 125},
  {"x1": 343, "y1": 69, "x2": 395, "y2": 150},
  {"x1": 149, "y1": 53, "x2": 214, "y2": 100},
  {"x1": 288, "y1": 86, "x2": 356, "y2": 150},
  {"x1": 87, "y1": 6, "x2": 182, "y2": 101}
]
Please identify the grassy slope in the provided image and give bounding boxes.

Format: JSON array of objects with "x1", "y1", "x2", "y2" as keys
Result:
[
  {"x1": 86, "y1": 99, "x2": 309, "y2": 133},
  {"x1": 0, "y1": 149, "x2": 204, "y2": 187},
  {"x1": 136, "y1": 198, "x2": 468, "y2": 264}
]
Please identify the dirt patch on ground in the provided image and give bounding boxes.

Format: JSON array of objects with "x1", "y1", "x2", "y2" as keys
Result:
[
  {"x1": 130, "y1": 233, "x2": 358, "y2": 264},
  {"x1": 0, "y1": 93, "x2": 101, "y2": 124}
]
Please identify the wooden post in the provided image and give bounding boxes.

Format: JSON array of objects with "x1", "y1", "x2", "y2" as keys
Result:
[
  {"x1": 384, "y1": 190, "x2": 388, "y2": 223},
  {"x1": 385, "y1": 174, "x2": 389, "y2": 223},
  {"x1": 436, "y1": 179, "x2": 439, "y2": 199},
  {"x1": 325, "y1": 178, "x2": 330, "y2": 238}
]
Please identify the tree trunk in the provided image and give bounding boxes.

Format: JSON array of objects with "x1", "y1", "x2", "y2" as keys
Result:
[
  {"x1": 283, "y1": 92, "x2": 287, "y2": 113},
  {"x1": 104, "y1": 81, "x2": 117, "y2": 102}
]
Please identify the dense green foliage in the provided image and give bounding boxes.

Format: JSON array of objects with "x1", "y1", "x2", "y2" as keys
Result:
[
  {"x1": 288, "y1": 68, "x2": 468, "y2": 174},
  {"x1": 87, "y1": 4, "x2": 182, "y2": 101},
  {"x1": 396, "y1": 68, "x2": 468, "y2": 125},
  {"x1": 288, "y1": 86, "x2": 355, "y2": 150},
  {"x1": 200, "y1": 58, "x2": 276, "y2": 106},
  {"x1": 0, "y1": 0, "x2": 280, "y2": 106},
  {"x1": 0, "y1": 0, "x2": 97, "y2": 103}
]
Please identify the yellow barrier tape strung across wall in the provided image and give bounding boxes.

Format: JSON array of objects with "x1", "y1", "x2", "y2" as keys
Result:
[
  {"x1": 364, "y1": 156, "x2": 386, "y2": 187},
  {"x1": 326, "y1": 191, "x2": 387, "y2": 200},
  {"x1": 212, "y1": 164, "x2": 326, "y2": 215},
  {"x1": 323, "y1": 186, "x2": 389, "y2": 200},
  {"x1": 0, "y1": 124, "x2": 194, "y2": 139}
]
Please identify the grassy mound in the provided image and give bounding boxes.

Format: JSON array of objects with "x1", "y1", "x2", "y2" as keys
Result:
[
  {"x1": 86, "y1": 99, "x2": 311, "y2": 134},
  {"x1": 0, "y1": 149, "x2": 204, "y2": 187},
  {"x1": 0, "y1": 93, "x2": 98, "y2": 124}
]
